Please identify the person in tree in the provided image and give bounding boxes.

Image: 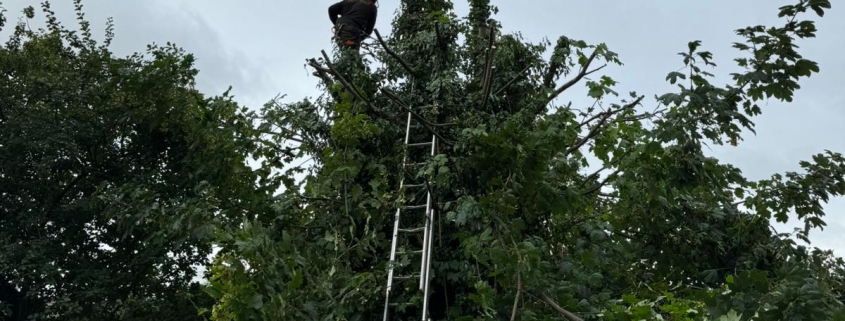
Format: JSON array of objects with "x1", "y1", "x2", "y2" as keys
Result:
[{"x1": 328, "y1": 0, "x2": 378, "y2": 50}]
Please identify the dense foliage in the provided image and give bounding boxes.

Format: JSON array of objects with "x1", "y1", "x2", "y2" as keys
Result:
[
  {"x1": 2, "y1": 0, "x2": 845, "y2": 320},
  {"x1": 0, "y1": 2, "x2": 263, "y2": 320},
  {"x1": 206, "y1": 0, "x2": 845, "y2": 320}
]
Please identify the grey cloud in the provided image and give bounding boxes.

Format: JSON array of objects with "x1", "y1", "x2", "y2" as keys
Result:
[{"x1": 0, "y1": 0, "x2": 274, "y2": 109}]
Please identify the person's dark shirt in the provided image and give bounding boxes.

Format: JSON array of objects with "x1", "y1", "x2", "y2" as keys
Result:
[{"x1": 328, "y1": 0, "x2": 378, "y2": 37}]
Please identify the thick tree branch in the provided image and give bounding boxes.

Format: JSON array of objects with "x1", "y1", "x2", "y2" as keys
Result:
[
  {"x1": 479, "y1": 28, "x2": 497, "y2": 111},
  {"x1": 310, "y1": 53, "x2": 401, "y2": 126},
  {"x1": 318, "y1": 50, "x2": 375, "y2": 110},
  {"x1": 544, "y1": 49, "x2": 600, "y2": 106},
  {"x1": 306, "y1": 58, "x2": 334, "y2": 86},
  {"x1": 373, "y1": 29, "x2": 415, "y2": 76},
  {"x1": 540, "y1": 293, "x2": 583, "y2": 321}
]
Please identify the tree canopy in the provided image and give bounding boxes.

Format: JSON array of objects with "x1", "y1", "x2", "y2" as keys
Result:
[{"x1": 1, "y1": 0, "x2": 844, "y2": 320}]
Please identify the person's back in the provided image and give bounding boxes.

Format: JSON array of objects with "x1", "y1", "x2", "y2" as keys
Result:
[{"x1": 329, "y1": 0, "x2": 378, "y2": 49}]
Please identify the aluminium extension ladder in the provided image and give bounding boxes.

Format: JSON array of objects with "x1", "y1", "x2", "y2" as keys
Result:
[{"x1": 382, "y1": 111, "x2": 438, "y2": 321}]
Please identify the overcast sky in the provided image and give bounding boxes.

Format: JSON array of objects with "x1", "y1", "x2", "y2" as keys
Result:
[{"x1": 3, "y1": 0, "x2": 843, "y2": 254}]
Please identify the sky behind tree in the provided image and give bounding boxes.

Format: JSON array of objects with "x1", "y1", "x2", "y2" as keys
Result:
[{"x1": 3, "y1": 0, "x2": 843, "y2": 254}]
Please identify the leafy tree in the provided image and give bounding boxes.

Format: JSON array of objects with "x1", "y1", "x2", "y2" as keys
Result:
[
  {"x1": 206, "y1": 0, "x2": 845, "y2": 320},
  {"x1": 0, "y1": 2, "x2": 265, "y2": 320},
  {"x1": 4, "y1": 0, "x2": 842, "y2": 320}
]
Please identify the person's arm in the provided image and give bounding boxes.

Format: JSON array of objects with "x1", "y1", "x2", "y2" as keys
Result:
[
  {"x1": 328, "y1": 1, "x2": 345, "y2": 25},
  {"x1": 365, "y1": 7, "x2": 377, "y2": 36}
]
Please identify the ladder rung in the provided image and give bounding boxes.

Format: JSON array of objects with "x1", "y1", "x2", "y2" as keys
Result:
[
  {"x1": 407, "y1": 142, "x2": 432, "y2": 147},
  {"x1": 405, "y1": 204, "x2": 427, "y2": 210},
  {"x1": 398, "y1": 250, "x2": 423, "y2": 255},
  {"x1": 399, "y1": 227, "x2": 425, "y2": 233},
  {"x1": 394, "y1": 274, "x2": 420, "y2": 280}
]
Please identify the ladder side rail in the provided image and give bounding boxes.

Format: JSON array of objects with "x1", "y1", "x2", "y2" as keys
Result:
[
  {"x1": 383, "y1": 111, "x2": 416, "y2": 321},
  {"x1": 420, "y1": 134, "x2": 437, "y2": 321}
]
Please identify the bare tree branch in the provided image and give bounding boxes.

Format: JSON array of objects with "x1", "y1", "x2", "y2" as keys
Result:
[
  {"x1": 318, "y1": 50, "x2": 377, "y2": 110},
  {"x1": 563, "y1": 96, "x2": 644, "y2": 158},
  {"x1": 540, "y1": 293, "x2": 583, "y2": 321},
  {"x1": 582, "y1": 168, "x2": 621, "y2": 196},
  {"x1": 306, "y1": 58, "x2": 334, "y2": 86},
  {"x1": 479, "y1": 27, "x2": 497, "y2": 111},
  {"x1": 578, "y1": 148, "x2": 633, "y2": 189},
  {"x1": 523, "y1": 291, "x2": 583, "y2": 321},
  {"x1": 310, "y1": 52, "x2": 402, "y2": 126},
  {"x1": 373, "y1": 29, "x2": 415, "y2": 76},
  {"x1": 493, "y1": 64, "x2": 532, "y2": 97}
]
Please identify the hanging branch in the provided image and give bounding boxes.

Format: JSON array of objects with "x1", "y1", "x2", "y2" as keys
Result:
[
  {"x1": 478, "y1": 27, "x2": 497, "y2": 111},
  {"x1": 522, "y1": 291, "x2": 583, "y2": 321},
  {"x1": 373, "y1": 28, "x2": 415, "y2": 77},
  {"x1": 543, "y1": 49, "x2": 605, "y2": 106},
  {"x1": 493, "y1": 64, "x2": 532, "y2": 97}
]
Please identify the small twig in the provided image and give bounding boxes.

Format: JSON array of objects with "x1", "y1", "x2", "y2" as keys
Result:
[
  {"x1": 493, "y1": 64, "x2": 532, "y2": 97},
  {"x1": 510, "y1": 274, "x2": 522, "y2": 321},
  {"x1": 584, "y1": 64, "x2": 607, "y2": 77},
  {"x1": 295, "y1": 195, "x2": 342, "y2": 204},
  {"x1": 46, "y1": 171, "x2": 88, "y2": 216},
  {"x1": 544, "y1": 49, "x2": 600, "y2": 106},
  {"x1": 578, "y1": 149, "x2": 632, "y2": 189},
  {"x1": 373, "y1": 29, "x2": 414, "y2": 76},
  {"x1": 582, "y1": 168, "x2": 621, "y2": 196},
  {"x1": 562, "y1": 96, "x2": 644, "y2": 158},
  {"x1": 579, "y1": 165, "x2": 609, "y2": 189}
]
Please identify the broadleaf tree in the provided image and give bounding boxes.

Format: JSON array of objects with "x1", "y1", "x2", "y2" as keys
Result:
[
  {"x1": 0, "y1": 2, "x2": 269, "y2": 320},
  {"x1": 206, "y1": 0, "x2": 845, "y2": 320}
]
